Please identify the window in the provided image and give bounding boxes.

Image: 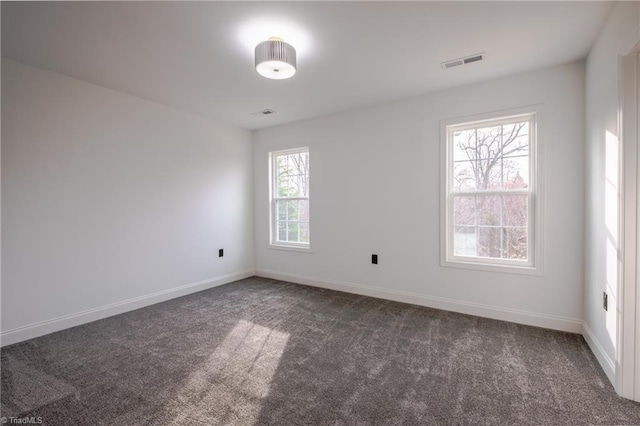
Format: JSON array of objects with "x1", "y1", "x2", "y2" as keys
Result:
[
  {"x1": 270, "y1": 148, "x2": 310, "y2": 249},
  {"x1": 442, "y1": 110, "x2": 539, "y2": 273}
]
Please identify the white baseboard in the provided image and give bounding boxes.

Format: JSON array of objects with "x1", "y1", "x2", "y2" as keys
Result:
[
  {"x1": 0, "y1": 269, "x2": 255, "y2": 347},
  {"x1": 4, "y1": 267, "x2": 618, "y2": 388},
  {"x1": 258, "y1": 269, "x2": 618, "y2": 386},
  {"x1": 582, "y1": 322, "x2": 616, "y2": 385},
  {"x1": 255, "y1": 269, "x2": 583, "y2": 333}
]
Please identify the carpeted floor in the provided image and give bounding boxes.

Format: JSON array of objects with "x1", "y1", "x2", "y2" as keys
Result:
[{"x1": 2, "y1": 277, "x2": 640, "y2": 425}]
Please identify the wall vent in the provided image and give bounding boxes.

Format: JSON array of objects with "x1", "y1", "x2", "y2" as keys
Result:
[
  {"x1": 441, "y1": 53, "x2": 485, "y2": 70},
  {"x1": 251, "y1": 108, "x2": 277, "y2": 116}
]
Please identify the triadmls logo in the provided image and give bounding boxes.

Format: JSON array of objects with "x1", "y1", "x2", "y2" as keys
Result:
[{"x1": 0, "y1": 417, "x2": 44, "y2": 425}]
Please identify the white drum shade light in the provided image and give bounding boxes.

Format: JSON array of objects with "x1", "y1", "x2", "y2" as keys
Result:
[{"x1": 255, "y1": 37, "x2": 296, "y2": 80}]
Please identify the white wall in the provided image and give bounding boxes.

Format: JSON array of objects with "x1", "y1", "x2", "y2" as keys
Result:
[
  {"x1": 1, "y1": 59, "x2": 254, "y2": 344},
  {"x1": 254, "y1": 62, "x2": 586, "y2": 333},
  {"x1": 584, "y1": 1, "x2": 640, "y2": 385}
]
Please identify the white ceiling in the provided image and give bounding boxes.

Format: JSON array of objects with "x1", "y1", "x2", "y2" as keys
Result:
[{"x1": 2, "y1": 1, "x2": 612, "y2": 130}]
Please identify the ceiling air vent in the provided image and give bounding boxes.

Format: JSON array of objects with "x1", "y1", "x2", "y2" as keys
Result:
[
  {"x1": 441, "y1": 53, "x2": 485, "y2": 70},
  {"x1": 251, "y1": 108, "x2": 277, "y2": 117},
  {"x1": 443, "y1": 59, "x2": 464, "y2": 69}
]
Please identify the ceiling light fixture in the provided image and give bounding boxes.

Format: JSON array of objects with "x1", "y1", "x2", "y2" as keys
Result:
[{"x1": 255, "y1": 37, "x2": 296, "y2": 80}]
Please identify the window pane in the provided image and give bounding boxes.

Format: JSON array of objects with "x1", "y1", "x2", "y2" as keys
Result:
[
  {"x1": 286, "y1": 178, "x2": 301, "y2": 197},
  {"x1": 502, "y1": 122, "x2": 529, "y2": 157},
  {"x1": 277, "y1": 201, "x2": 287, "y2": 221},
  {"x1": 274, "y1": 199, "x2": 309, "y2": 244},
  {"x1": 277, "y1": 173, "x2": 291, "y2": 197},
  {"x1": 294, "y1": 174, "x2": 306, "y2": 197},
  {"x1": 477, "y1": 227, "x2": 502, "y2": 258},
  {"x1": 277, "y1": 200, "x2": 296, "y2": 222},
  {"x1": 503, "y1": 156, "x2": 529, "y2": 189},
  {"x1": 476, "y1": 196, "x2": 501, "y2": 226},
  {"x1": 287, "y1": 222, "x2": 299, "y2": 242},
  {"x1": 299, "y1": 223, "x2": 310, "y2": 243},
  {"x1": 299, "y1": 199, "x2": 310, "y2": 222},
  {"x1": 276, "y1": 152, "x2": 309, "y2": 197},
  {"x1": 476, "y1": 125, "x2": 501, "y2": 160},
  {"x1": 285, "y1": 176, "x2": 297, "y2": 197},
  {"x1": 476, "y1": 158, "x2": 502, "y2": 190},
  {"x1": 454, "y1": 196, "x2": 475, "y2": 226},
  {"x1": 277, "y1": 155, "x2": 288, "y2": 179},
  {"x1": 454, "y1": 226, "x2": 477, "y2": 256},
  {"x1": 290, "y1": 153, "x2": 309, "y2": 197},
  {"x1": 453, "y1": 129, "x2": 477, "y2": 162},
  {"x1": 504, "y1": 227, "x2": 527, "y2": 260},
  {"x1": 453, "y1": 161, "x2": 476, "y2": 191},
  {"x1": 276, "y1": 155, "x2": 290, "y2": 196},
  {"x1": 502, "y1": 195, "x2": 528, "y2": 227},
  {"x1": 286, "y1": 200, "x2": 299, "y2": 222}
]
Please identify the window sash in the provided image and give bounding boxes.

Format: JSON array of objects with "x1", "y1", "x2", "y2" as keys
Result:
[
  {"x1": 447, "y1": 192, "x2": 535, "y2": 266},
  {"x1": 273, "y1": 199, "x2": 310, "y2": 245}
]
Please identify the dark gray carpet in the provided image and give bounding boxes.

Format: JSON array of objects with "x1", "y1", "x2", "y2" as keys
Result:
[{"x1": 2, "y1": 277, "x2": 640, "y2": 425}]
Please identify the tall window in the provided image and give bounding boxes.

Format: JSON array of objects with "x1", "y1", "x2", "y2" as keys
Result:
[
  {"x1": 442, "y1": 111, "x2": 539, "y2": 272},
  {"x1": 270, "y1": 148, "x2": 310, "y2": 249}
]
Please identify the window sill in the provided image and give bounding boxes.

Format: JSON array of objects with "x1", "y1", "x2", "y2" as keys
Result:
[
  {"x1": 268, "y1": 244, "x2": 313, "y2": 254},
  {"x1": 441, "y1": 258, "x2": 541, "y2": 276}
]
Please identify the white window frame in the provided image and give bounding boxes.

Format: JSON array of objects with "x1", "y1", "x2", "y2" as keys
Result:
[
  {"x1": 269, "y1": 147, "x2": 311, "y2": 251},
  {"x1": 440, "y1": 106, "x2": 542, "y2": 275}
]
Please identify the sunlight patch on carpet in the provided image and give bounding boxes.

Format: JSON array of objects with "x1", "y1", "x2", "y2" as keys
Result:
[{"x1": 171, "y1": 320, "x2": 289, "y2": 425}]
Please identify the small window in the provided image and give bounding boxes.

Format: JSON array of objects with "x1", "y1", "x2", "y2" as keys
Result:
[
  {"x1": 270, "y1": 148, "x2": 310, "y2": 249},
  {"x1": 441, "y1": 109, "x2": 540, "y2": 273}
]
